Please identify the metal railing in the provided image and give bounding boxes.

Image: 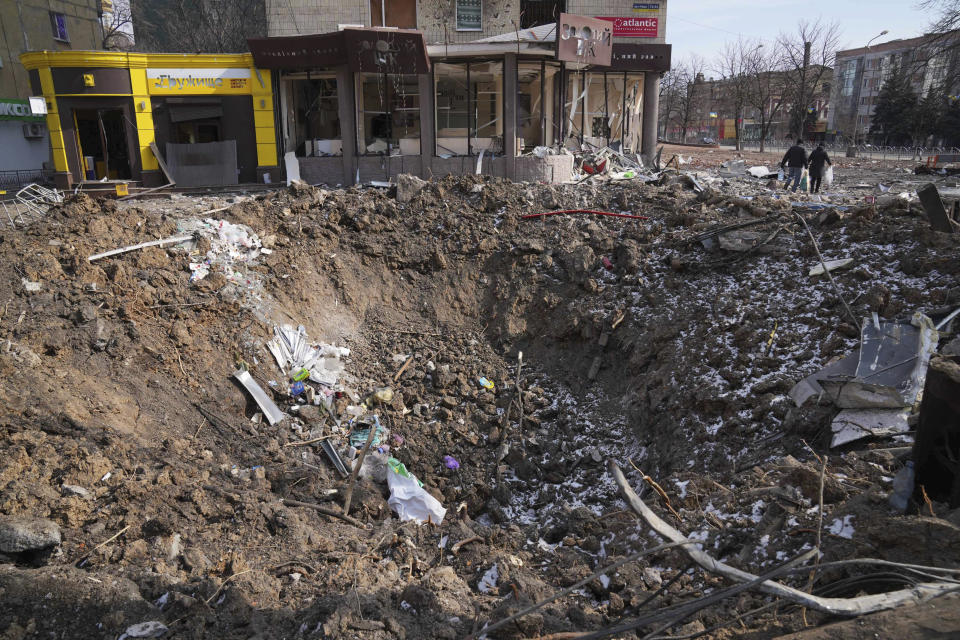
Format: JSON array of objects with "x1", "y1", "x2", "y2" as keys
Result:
[
  {"x1": 735, "y1": 140, "x2": 960, "y2": 161},
  {"x1": 0, "y1": 169, "x2": 53, "y2": 192}
]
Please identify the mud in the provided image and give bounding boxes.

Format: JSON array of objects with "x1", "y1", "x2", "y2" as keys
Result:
[{"x1": 1, "y1": 158, "x2": 959, "y2": 639}]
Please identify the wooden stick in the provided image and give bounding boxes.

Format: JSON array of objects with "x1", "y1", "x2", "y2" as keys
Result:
[
  {"x1": 205, "y1": 568, "x2": 254, "y2": 604},
  {"x1": 281, "y1": 498, "x2": 365, "y2": 527},
  {"x1": 451, "y1": 536, "x2": 483, "y2": 555},
  {"x1": 393, "y1": 355, "x2": 414, "y2": 382},
  {"x1": 609, "y1": 460, "x2": 959, "y2": 616},
  {"x1": 117, "y1": 182, "x2": 175, "y2": 202},
  {"x1": 341, "y1": 418, "x2": 378, "y2": 516},
  {"x1": 794, "y1": 212, "x2": 858, "y2": 325},
  {"x1": 283, "y1": 435, "x2": 334, "y2": 447},
  {"x1": 88, "y1": 233, "x2": 193, "y2": 262},
  {"x1": 89, "y1": 525, "x2": 130, "y2": 554}
]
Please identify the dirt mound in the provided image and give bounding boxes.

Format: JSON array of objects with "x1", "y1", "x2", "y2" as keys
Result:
[{"x1": 1, "y1": 171, "x2": 959, "y2": 639}]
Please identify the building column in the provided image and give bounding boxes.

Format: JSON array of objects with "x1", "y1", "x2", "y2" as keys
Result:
[
  {"x1": 337, "y1": 67, "x2": 357, "y2": 185},
  {"x1": 641, "y1": 71, "x2": 660, "y2": 165},
  {"x1": 504, "y1": 53, "x2": 517, "y2": 180},
  {"x1": 418, "y1": 72, "x2": 434, "y2": 179}
]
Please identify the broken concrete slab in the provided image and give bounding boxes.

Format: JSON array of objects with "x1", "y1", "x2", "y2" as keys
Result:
[{"x1": 809, "y1": 258, "x2": 854, "y2": 277}]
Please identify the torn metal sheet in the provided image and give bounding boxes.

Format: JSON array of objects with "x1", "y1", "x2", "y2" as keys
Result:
[
  {"x1": 320, "y1": 439, "x2": 349, "y2": 477},
  {"x1": 847, "y1": 312, "x2": 938, "y2": 408},
  {"x1": 789, "y1": 353, "x2": 858, "y2": 407},
  {"x1": 233, "y1": 369, "x2": 285, "y2": 426},
  {"x1": 830, "y1": 408, "x2": 911, "y2": 447},
  {"x1": 799, "y1": 314, "x2": 938, "y2": 410}
]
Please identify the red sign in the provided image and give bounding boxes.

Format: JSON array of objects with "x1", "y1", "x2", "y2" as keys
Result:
[{"x1": 597, "y1": 16, "x2": 658, "y2": 38}]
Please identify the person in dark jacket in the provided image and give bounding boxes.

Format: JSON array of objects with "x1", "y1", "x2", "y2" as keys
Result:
[
  {"x1": 807, "y1": 144, "x2": 832, "y2": 193},
  {"x1": 780, "y1": 139, "x2": 808, "y2": 192}
]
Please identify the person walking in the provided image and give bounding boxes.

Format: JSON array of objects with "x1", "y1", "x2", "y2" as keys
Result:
[
  {"x1": 779, "y1": 139, "x2": 808, "y2": 193},
  {"x1": 808, "y1": 144, "x2": 832, "y2": 193}
]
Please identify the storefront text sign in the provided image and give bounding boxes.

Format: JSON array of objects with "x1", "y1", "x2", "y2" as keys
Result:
[
  {"x1": 147, "y1": 68, "x2": 251, "y2": 95},
  {"x1": 631, "y1": 3, "x2": 659, "y2": 13},
  {"x1": 597, "y1": 17, "x2": 658, "y2": 38},
  {"x1": 0, "y1": 98, "x2": 44, "y2": 121},
  {"x1": 608, "y1": 43, "x2": 671, "y2": 72},
  {"x1": 557, "y1": 13, "x2": 612, "y2": 66}
]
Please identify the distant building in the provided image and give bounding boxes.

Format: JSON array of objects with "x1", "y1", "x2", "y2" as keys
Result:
[
  {"x1": 828, "y1": 32, "x2": 960, "y2": 143},
  {"x1": 676, "y1": 67, "x2": 832, "y2": 144},
  {"x1": 0, "y1": 0, "x2": 106, "y2": 179}
]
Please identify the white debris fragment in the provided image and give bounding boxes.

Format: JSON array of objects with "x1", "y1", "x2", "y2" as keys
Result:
[
  {"x1": 478, "y1": 563, "x2": 499, "y2": 593},
  {"x1": 828, "y1": 515, "x2": 856, "y2": 539}
]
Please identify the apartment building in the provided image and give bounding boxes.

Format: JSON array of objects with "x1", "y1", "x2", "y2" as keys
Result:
[
  {"x1": 259, "y1": 0, "x2": 671, "y2": 184},
  {"x1": 0, "y1": 0, "x2": 105, "y2": 176},
  {"x1": 828, "y1": 33, "x2": 959, "y2": 142}
]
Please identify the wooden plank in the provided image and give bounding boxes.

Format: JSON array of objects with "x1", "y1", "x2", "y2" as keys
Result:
[{"x1": 149, "y1": 141, "x2": 176, "y2": 186}]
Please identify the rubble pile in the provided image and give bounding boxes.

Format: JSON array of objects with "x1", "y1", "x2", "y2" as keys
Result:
[{"x1": 1, "y1": 159, "x2": 959, "y2": 639}]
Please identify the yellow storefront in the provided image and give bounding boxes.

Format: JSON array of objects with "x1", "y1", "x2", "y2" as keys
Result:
[{"x1": 20, "y1": 51, "x2": 278, "y2": 189}]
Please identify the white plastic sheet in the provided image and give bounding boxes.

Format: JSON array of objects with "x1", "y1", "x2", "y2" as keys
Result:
[{"x1": 387, "y1": 465, "x2": 446, "y2": 524}]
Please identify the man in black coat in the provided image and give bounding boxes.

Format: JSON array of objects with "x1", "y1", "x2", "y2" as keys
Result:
[
  {"x1": 779, "y1": 139, "x2": 808, "y2": 193},
  {"x1": 808, "y1": 144, "x2": 832, "y2": 193}
]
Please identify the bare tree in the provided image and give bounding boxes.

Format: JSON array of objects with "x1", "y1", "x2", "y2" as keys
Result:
[
  {"x1": 667, "y1": 55, "x2": 707, "y2": 143},
  {"x1": 658, "y1": 65, "x2": 686, "y2": 141},
  {"x1": 917, "y1": 0, "x2": 960, "y2": 94},
  {"x1": 132, "y1": 0, "x2": 267, "y2": 53},
  {"x1": 102, "y1": 0, "x2": 135, "y2": 50},
  {"x1": 778, "y1": 19, "x2": 841, "y2": 139},
  {"x1": 713, "y1": 38, "x2": 762, "y2": 150},
  {"x1": 744, "y1": 47, "x2": 787, "y2": 152}
]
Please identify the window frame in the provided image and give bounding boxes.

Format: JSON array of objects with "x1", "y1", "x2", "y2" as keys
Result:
[
  {"x1": 50, "y1": 12, "x2": 69, "y2": 43},
  {"x1": 455, "y1": 0, "x2": 483, "y2": 32},
  {"x1": 433, "y1": 59, "x2": 505, "y2": 157}
]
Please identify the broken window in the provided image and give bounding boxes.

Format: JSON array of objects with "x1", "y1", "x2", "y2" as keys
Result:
[
  {"x1": 357, "y1": 73, "x2": 420, "y2": 155},
  {"x1": 287, "y1": 74, "x2": 341, "y2": 156},
  {"x1": 434, "y1": 61, "x2": 503, "y2": 156},
  {"x1": 564, "y1": 70, "x2": 643, "y2": 152},
  {"x1": 517, "y1": 60, "x2": 560, "y2": 150}
]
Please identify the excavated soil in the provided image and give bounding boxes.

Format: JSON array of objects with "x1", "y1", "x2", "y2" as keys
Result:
[{"x1": 1, "y1": 162, "x2": 960, "y2": 640}]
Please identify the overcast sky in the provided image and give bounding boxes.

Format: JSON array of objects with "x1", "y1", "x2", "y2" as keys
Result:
[{"x1": 667, "y1": 0, "x2": 933, "y2": 71}]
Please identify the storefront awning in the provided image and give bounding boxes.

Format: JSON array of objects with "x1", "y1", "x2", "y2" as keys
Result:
[{"x1": 248, "y1": 28, "x2": 430, "y2": 74}]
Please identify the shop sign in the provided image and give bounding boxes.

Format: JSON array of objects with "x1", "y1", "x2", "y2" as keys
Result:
[
  {"x1": 248, "y1": 30, "x2": 430, "y2": 74},
  {"x1": 597, "y1": 17, "x2": 658, "y2": 38},
  {"x1": 556, "y1": 13, "x2": 613, "y2": 66},
  {"x1": 608, "y1": 43, "x2": 671, "y2": 72},
  {"x1": 631, "y1": 3, "x2": 659, "y2": 12},
  {"x1": 0, "y1": 98, "x2": 44, "y2": 121},
  {"x1": 147, "y1": 68, "x2": 251, "y2": 95}
]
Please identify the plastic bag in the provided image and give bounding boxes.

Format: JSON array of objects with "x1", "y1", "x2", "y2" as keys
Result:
[
  {"x1": 823, "y1": 165, "x2": 834, "y2": 188},
  {"x1": 799, "y1": 169, "x2": 809, "y2": 192},
  {"x1": 386, "y1": 459, "x2": 446, "y2": 524}
]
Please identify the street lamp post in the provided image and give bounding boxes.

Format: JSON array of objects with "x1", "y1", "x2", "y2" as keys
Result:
[{"x1": 851, "y1": 30, "x2": 889, "y2": 154}]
